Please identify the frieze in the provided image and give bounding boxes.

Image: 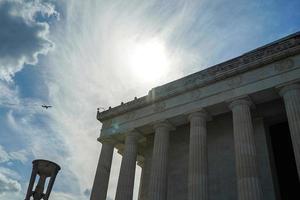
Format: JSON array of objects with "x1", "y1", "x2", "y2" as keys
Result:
[
  {"x1": 152, "y1": 84, "x2": 177, "y2": 99},
  {"x1": 227, "y1": 76, "x2": 242, "y2": 88},
  {"x1": 153, "y1": 101, "x2": 166, "y2": 112},
  {"x1": 149, "y1": 35, "x2": 300, "y2": 101},
  {"x1": 184, "y1": 76, "x2": 197, "y2": 86},
  {"x1": 274, "y1": 58, "x2": 294, "y2": 72},
  {"x1": 125, "y1": 111, "x2": 136, "y2": 120},
  {"x1": 190, "y1": 89, "x2": 202, "y2": 99}
]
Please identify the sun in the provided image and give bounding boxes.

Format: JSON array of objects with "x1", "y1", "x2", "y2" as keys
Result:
[{"x1": 128, "y1": 38, "x2": 170, "y2": 82}]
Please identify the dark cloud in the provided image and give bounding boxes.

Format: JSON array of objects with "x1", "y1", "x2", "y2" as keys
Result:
[{"x1": 0, "y1": 0, "x2": 58, "y2": 81}]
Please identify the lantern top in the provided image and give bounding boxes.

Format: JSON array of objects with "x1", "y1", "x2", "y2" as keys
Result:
[{"x1": 32, "y1": 159, "x2": 61, "y2": 177}]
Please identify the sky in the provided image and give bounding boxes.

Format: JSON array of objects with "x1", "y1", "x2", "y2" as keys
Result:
[{"x1": 0, "y1": 0, "x2": 299, "y2": 199}]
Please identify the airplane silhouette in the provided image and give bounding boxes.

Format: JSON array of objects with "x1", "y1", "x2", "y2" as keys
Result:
[{"x1": 41, "y1": 105, "x2": 52, "y2": 109}]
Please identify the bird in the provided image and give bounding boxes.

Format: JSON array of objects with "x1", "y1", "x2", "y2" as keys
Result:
[{"x1": 41, "y1": 105, "x2": 52, "y2": 109}]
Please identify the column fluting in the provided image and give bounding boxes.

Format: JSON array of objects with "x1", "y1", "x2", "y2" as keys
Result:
[
  {"x1": 90, "y1": 142, "x2": 114, "y2": 200},
  {"x1": 148, "y1": 122, "x2": 172, "y2": 200},
  {"x1": 115, "y1": 131, "x2": 139, "y2": 200},
  {"x1": 229, "y1": 99, "x2": 262, "y2": 200},
  {"x1": 188, "y1": 111, "x2": 208, "y2": 200},
  {"x1": 279, "y1": 84, "x2": 300, "y2": 178}
]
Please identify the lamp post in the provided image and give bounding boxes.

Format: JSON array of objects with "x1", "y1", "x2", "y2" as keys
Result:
[{"x1": 25, "y1": 159, "x2": 61, "y2": 200}]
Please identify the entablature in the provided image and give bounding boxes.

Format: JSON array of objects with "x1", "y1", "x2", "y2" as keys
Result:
[{"x1": 98, "y1": 32, "x2": 300, "y2": 122}]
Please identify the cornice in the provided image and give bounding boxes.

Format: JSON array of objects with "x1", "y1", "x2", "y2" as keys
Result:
[{"x1": 98, "y1": 32, "x2": 300, "y2": 121}]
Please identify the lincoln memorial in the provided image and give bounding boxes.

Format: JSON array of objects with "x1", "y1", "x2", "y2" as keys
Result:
[{"x1": 90, "y1": 32, "x2": 300, "y2": 200}]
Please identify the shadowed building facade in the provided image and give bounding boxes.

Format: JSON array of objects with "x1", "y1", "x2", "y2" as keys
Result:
[{"x1": 91, "y1": 32, "x2": 300, "y2": 200}]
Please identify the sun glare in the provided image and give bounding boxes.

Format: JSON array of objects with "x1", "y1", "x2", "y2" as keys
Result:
[{"x1": 128, "y1": 39, "x2": 170, "y2": 82}]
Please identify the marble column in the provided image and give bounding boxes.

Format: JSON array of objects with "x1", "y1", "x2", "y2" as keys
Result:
[
  {"x1": 115, "y1": 131, "x2": 139, "y2": 200},
  {"x1": 90, "y1": 142, "x2": 114, "y2": 200},
  {"x1": 138, "y1": 143, "x2": 152, "y2": 200},
  {"x1": 279, "y1": 84, "x2": 300, "y2": 178},
  {"x1": 188, "y1": 110, "x2": 208, "y2": 200},
  {"x1": 229, "y1": 99, "x2": 262, "y2": 200},
  {"x1": 148, "y1": 122, "x2": 172, "y2": 200}
]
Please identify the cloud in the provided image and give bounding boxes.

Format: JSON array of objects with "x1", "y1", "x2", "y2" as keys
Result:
[
  {"x1": 50, "y1": 191, "x2": 77, "y2": 200},
  {"x1": 0, "y1": 167, "x2": 21, "y2": 180},
  {"x1": 5, "y1": 108, "x2": 83, "y2": 197},
  {"x1": 0, "y1": 0, "x2": 58, "y2": 82},
  {"x1": 0, "y1": 146, "x2": 10, "y2": 163},
  {"x1": 8, "y1": 149, "x2": 28, "y2": 164},
  {"x1": 0, "y1": 145, "x2": 26, "y2": 197},
  {"x1": 0, "y1": 173, "x2": 21, "y2": 195},
  {"x1": 0, "y1": 81, "x2": 19, "y2": 106},
  {"x1": 0, "y1": 145, "x2": 28, "y2": 164},
  {"x1": 0, "y1": 1, "x2": 64, "y2": 196},
  {"x1": 0, "y1": 153, "x2": 22, "y2": 196}
]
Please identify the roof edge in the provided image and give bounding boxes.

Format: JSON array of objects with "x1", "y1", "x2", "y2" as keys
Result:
[{"x1": 98, "y1": 31, "x2": 300, "y2": 121}]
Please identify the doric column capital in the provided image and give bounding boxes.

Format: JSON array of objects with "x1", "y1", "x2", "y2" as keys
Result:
[
  {"x1": 127, "y1": 130, "x2": 140, "y2": 138},
  {"x1": 153, "y1": 120, "x2": 175, "y2": 131},
  {"x1": 126, "y1": 129, "x2": 146, "y2": 144},
  {"x1": 278, "y1": 83, "x2": 300, "y2": 97},
  {"x1": 228, "y1": 98, "x2": 253, "y2": 110},
  {"x1": 123, "y1": 131, "x2": 141, "y2": 147},
  {"x1": 98, "y1": 136, "x2": 118, "y2": 146},
  {"x1": 188, "y1": 109, "x2": 209, "y2": 121}
]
